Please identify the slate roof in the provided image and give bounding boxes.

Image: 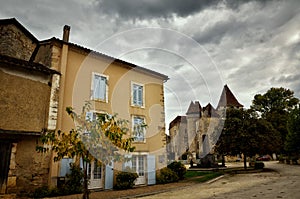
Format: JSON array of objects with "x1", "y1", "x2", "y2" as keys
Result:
[
  {"x1": 217, "y1": 85, "x2": 243, "y2": 109},
  {"x1": 186, "y1": 101, "x2": 202, "y2": 117},
  {"x1": 203, "y1": 103, "x2": 218, "y2": 117},
  {"x1": 0, "y1": 54, "x2": 59, "y2": 75},
  {"x1": 169, "y1": 116, "x2": 187, "y2": 130}
]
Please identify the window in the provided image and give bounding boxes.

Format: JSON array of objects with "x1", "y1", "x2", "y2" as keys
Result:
[
  {"x1": 133, "y1": 116, "x2": 146, "y2": 142},
  {"x1": 132, "y1": 82, "x2": 144, "y2": 107},
  {"x1": 60, "y1": 158, "x2": 73, "y2": 176},
  {"x1": 86, "y1": 111, "x2": 97, "y2": 122},
  {"x1": 91, "y1": 73, "x2": 108, "y2": 102}
]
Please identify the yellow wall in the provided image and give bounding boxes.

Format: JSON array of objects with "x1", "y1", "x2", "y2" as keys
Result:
[{"x1": 56, "y1": 45, "x2": 166, "y2": 155}]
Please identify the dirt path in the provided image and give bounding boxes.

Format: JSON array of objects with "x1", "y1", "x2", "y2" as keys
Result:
[{"x1": 140, "y1": 161, "x2": 300, "y2": 199}]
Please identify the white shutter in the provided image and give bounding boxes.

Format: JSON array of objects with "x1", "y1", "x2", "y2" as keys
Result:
[
  {"x1": 86, "y1": 112, "x2": 94, "y2": 121},
  {"x1": 123, "y1": 154, "x2": 132, "y2": 171},
  {"x1": 99, "y1": 76, "x2": 106, "y2": 100},
  {"x1": 138, "y1": 86, "x2": 143, "y2": 106},
  {"x1": 133, "y1": 85, "x2": 137, "y2": 104},
  {"x1": 93, "y1": 74, "x2": 100, "y2": 99},
  {"x1": 147, "y1": 155, "x2": 156, "y2": 185}
]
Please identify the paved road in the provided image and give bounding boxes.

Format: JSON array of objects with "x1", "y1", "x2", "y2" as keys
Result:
[{"x1": 141, "y1": 162, "x2": 300, "y2": 199}]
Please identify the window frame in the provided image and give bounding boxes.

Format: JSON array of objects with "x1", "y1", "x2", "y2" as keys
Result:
[
  {"x1": 85, "y1": 110, "x2": 107, "y2": 135},
  {"x1": 131, "y1": 81, "x2": 145, "y2": 108},
  {"x1": 132, "y1": 115, "x2": 146, "y2": 143},
  {"x1": 91, "y1": 72, "x2": 109, "y2": 102}
]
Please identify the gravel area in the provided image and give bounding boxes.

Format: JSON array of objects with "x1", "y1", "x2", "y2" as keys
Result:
[
  {"x1": 141, "y1": 161, "x2": 300, "y2": 199},
  {"x1": 44, "y1": 181, "x2": 196, "y2": 199}
]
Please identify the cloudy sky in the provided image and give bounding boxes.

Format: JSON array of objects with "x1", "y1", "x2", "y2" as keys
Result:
[{"x1": 1, "y1": 0, "x2": 300, "y2": 126}]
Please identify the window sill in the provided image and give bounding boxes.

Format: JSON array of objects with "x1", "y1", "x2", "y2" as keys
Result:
[
  {"x1": 133, "y1": 141, "x2": 146, "y2": 144},
  {"x1": 92, "y1": 98, "x2": 108, "y2": 103},
  {"x1": 131, "y1": 104, "x2": 145, "y2": 109}
]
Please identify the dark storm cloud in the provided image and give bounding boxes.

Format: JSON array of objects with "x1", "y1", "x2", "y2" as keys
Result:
[
  {"x1": 97, "y1": 0, "x2": 217, "y2": 19},
  {"x1": 97, "y1": 0, "x2": 271, "y2": 19}
]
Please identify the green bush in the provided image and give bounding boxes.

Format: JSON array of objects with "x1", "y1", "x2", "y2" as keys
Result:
[
  {"x1": 167, "y1": 161, "x2": 186, "y2": 180},
  {"x1": 114, "y1": 169, "x2": 138, "y2": 190},
  {"x1": 31, "y1": 186, "x2": 50, "y2": 198},
  {"x1": 254, "y1": 161, "x2": 265, "y2": 169},
  {"x1": 64, "y1": 163, "x2": 84, "y2": 194},
  {"x1": 31, "y1": 163, "x2": 83, "y2": 198},
  {"x1": 156, "y1": 167, "x2": 179, "y2": 184}
]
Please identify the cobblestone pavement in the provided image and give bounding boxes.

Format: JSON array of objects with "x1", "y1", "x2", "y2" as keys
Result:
[{"x1": 140, "y1": 161, "x2": 300, "y2": 199}]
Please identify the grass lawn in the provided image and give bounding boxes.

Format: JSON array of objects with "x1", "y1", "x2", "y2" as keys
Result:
[{"x1": 184, "y1": 170, "x2": 223, "y2": 183}]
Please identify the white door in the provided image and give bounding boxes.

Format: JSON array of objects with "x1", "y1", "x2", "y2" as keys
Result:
[
  {"x1": 88, "y1": 161, "x2": 103, "y2": 189},
  {"x1": 132, "y1": 156, "x2": 146, "y2": 185}
]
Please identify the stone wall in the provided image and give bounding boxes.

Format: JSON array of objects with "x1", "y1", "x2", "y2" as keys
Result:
[
  {"x1": 0, "y1": 24, "x2": 36, "y2": 61},
  {"x1": 6, "y1": 137, "x2": 51, "y2": 195}
]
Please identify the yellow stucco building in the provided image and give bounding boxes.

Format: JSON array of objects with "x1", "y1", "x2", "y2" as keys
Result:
[{"x1": 40, "y1": 26, "x2": 169, "y2": 189}]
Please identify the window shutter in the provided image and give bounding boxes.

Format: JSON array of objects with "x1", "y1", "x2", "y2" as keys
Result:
[
  {"x1": 93, "y1": 75, "x2": 100, "y2": 99},
  {"x1": 86, "y1": 112, "x2": 94, "y2": 121},
  {"x1": 99, "y1": 76, "x2": 106, "y2": 100},
  {"x1": 147, "y1": 155, "x2": 156, "y2": 185},
  {"x1": 60, "y1": 158, "x2": 73, "y2": 176},
  {"x1": 138, "y1": 86, "x2": 143, "y2": 106},
  {"x1": 133, "y1": 85, "x2": 137, "y2": 104},
  {"x1": 123, "y1": 154, "x2": 132, "y2": 171}
]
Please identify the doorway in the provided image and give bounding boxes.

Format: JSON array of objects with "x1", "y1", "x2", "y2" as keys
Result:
[{"x1": 0, "y1": 141, "x2": 12, "y2": 194}]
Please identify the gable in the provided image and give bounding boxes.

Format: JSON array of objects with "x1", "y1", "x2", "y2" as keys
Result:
[{"x1": 0, "y1": 18, "x2": 38, "y2": 61}]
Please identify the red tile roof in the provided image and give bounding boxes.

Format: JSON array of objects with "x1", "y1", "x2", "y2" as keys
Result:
[{"x1": 217, "y1": 85, "x2": 243, "y2": 109}]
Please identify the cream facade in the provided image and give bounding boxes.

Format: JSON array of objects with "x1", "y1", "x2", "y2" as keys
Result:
[
  {"x1": 41, "y1": 27, "x2": 168, "y2": 189},
  {"x1": 0, "y1": 18, "x2": 168, "y2": 196}
]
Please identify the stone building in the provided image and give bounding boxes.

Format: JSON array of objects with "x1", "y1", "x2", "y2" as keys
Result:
[
  {"x1": 168, "y1": 85, "x2": 243, "y2": 162},
  {"x1": 0, "y1": 17, "x2": 169, "y2": 194},
  {"x1": 0, "y1": 18, "x2": 59, "y2": 197}
]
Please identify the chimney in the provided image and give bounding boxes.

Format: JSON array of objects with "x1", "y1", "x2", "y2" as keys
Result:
[{"x1": 62, "y1": 25, "x2": 70, "y2": 42}]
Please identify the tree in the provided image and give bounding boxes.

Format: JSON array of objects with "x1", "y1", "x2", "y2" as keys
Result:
[
  {"x1": 251, "y1": 87, "x2": 299, "y2": 153},
  {"x1": 37, "y1": 103, "x2": 135, "y2": 199},
  {"x1": 215, "y1": 108, "x2": 280, "y2": 169},
  {"x1": 285, "y1": 105, "x2": 300, "y2": 155}
]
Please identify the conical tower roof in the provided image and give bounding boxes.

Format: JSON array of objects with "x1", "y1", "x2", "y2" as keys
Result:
[
  {"x1": 186, "y1": 101, "x2": 201, "y2": 117},
  {"x1": 203, "y1": 103, "x2": 218, "y2": 117},
  {"x1": 217, "y1": 85, "x2": 243, "y2": 109}
]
